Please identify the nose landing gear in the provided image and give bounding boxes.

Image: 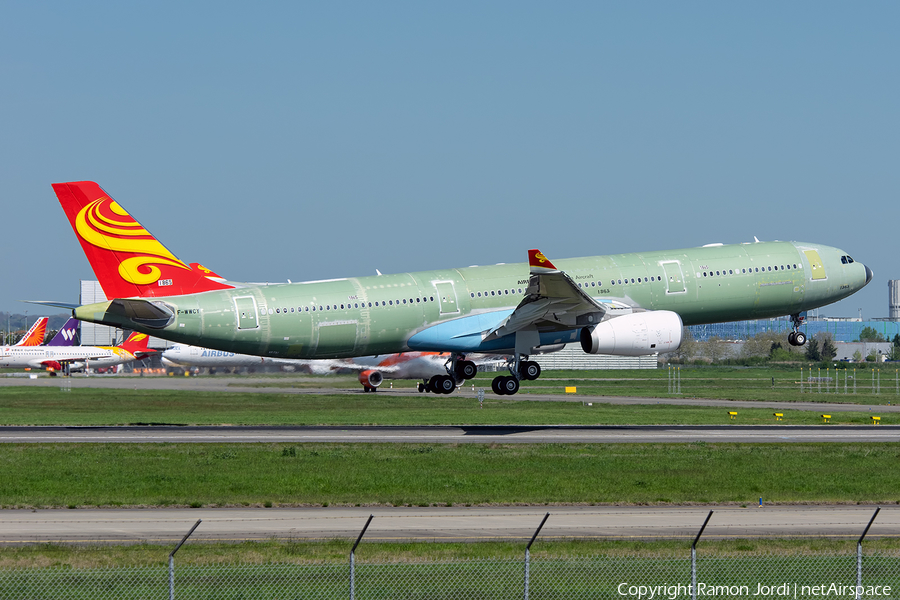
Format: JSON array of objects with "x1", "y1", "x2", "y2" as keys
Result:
[{"x1": 788, "y1": 314, "x2": 807, "y2": 346}]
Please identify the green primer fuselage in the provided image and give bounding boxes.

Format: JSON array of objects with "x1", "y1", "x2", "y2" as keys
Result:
[{"x1": 74, "y1": 240, "x2": 870, "y2": 359}]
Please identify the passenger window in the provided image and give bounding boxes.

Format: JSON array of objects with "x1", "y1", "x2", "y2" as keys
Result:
[
  {"x1": 389, "y1": 300, "x2": 393, "y2": 306},
  {"x1": 491, "y1": 291, "x2": 495, "y2": 296}
]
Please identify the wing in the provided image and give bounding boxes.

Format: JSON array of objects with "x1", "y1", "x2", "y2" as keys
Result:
[{"x1": 482, "y1": 249, "x2": 607, "y2": 343}]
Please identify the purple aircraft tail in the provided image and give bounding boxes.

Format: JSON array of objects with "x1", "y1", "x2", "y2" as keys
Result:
[{"x1": 46, "y1": 318, "x2": 80, "y2": 347}]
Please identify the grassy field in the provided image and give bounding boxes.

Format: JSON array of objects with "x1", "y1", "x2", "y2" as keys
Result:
[
  {"x1": 4, "y1": 537, "x2": 900, "y2": 568},
  {"x1": 1, "y1": 442, "x2": 899, "y2": 509},
  {"x1": 1, "y1": 367, "x2": 897, "y2": 566},
  {"x1": 236, "y1": 365, "x2": 900, "y2": 404},
  {"x1": 0, "y1": 385, "x2": 896, "y2": 425},
  {"x1": 513, "y1": 366, "x2": 900, "y2": 402}
]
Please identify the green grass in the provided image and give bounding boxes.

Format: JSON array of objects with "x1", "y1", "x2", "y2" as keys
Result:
[
  {"x1": 233, "y1": 365, "x2": 900, "y2": 404},
  {"x1": 487, "y1": 365, "x2": 900, "y2": 404},
  {"x1": 4, "y1": 538, "x2": 900, "y2": 568},
  {"x1": 0, "y1": 385, "x2": 897, "y2": 426},
  {"x1": 5, "y1": 542, "x2": 899, "y2": 600},
  {"x1": 2, "y1": 442, "x2": 899, "y2": 509}
]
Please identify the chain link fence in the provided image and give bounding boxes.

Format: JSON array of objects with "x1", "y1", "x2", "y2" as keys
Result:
[{"x1": 1, "y1": 548, "x2": 899, "y2": 599}]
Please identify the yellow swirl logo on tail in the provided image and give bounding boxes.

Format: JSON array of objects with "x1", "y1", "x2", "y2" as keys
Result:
[{"x1": 75, "y1": 197, "x2": 191, "y2": 286}]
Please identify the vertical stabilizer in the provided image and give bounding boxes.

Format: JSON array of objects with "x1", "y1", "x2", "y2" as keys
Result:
[
  {"x1": 14, "y1": 317, "x2": 48, "y2": 346},
  {"x1": 45, "y1": 317, "x2": 80, "y2": 347},
  {"x1": 52, "y1": 181, "x2": 235, "y2": 299}
]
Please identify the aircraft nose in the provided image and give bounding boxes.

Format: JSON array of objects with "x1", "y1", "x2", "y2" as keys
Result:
[{"x1": 864, "y1": 264, "x2": 874, "y2": 285}]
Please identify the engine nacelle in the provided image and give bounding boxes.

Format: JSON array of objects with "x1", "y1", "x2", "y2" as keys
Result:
[
  {"x1": 580, "y1": 311, "x2": 683, "y2": 356},
  {"x1": 358, "y1": 369, "x2": 384, "y2": 389}
]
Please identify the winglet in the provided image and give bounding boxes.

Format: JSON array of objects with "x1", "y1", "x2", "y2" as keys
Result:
[{"x1": 528, "y1": 249, "x2": 558, "y2": 273}]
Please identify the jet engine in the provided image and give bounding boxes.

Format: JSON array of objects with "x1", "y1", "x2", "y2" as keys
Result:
[
  {"x1": 358, "y1": 370, "x2": 384, "y2": 390},
  {"x1": 580, "y1": 311, "x2": 683, "y2": 356}
]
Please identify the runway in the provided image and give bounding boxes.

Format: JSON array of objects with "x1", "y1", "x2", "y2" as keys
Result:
[
  {"x1": 1, "y1": 424, "x2": 899, "y2": 443},
  {"x1": 0, "y1": 505, "x2": 893, "y2": 544},
  {"x1": 3, "y1": 374, "x2": 899, "y2": 414}
]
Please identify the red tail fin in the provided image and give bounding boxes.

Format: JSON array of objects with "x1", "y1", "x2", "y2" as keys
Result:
[
  {"x1": 15, "y1": 317, "x2": 49, "y2": 346},
  {"x1": 53, "y1": 181, "x2": 234, "y2": 299},
  {"x1": 120, "y1": 332, "x2": 157, "y2": 357}
]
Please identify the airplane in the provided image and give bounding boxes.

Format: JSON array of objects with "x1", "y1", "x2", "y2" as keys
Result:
[
  {"x1": 71, "y1": 331, "x2": 158, "y2": 371},
  {"x1": 13, "y1": 317, "x2": 49, "y2": 347},
  {"x1": 160, "y1": 343, "x2": 508, "y2": 392},
  {"x1": 0, "y1": 325, "x2": 155, "y2": 372},
  {"x1": 45, "y1": 181, "x2": 872, "y2": 395}
]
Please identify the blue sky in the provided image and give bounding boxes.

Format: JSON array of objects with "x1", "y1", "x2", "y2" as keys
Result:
[{"x1": 1, "y1": 2, "x2": 897, "y2": 321}]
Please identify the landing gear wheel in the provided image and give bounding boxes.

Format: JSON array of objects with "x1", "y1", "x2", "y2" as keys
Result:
[
  {"x1": 430, "y1": 375, "x2": 455, "y2": 394},
  {"x1": 788, "y1": 332, "x2": 797, "y2": 346},
  {"x1": 491, "y1": 376, "x2": 505, "y2": 395},
  {"x1": 793, "y1": 331, "x2": 806, "y2": 346},
  {"x1": 455, "y1": 360, "x2": 477, "y2": 380},
  {"x1": 417, "y1": 382, "x2": 426, "y2": 393},
  {"x1": 500, "y1": 375, "x2": 520, "y2": 395},
  {"x1": 521, "y1": 361, "x2": 541, "y2": 381},
  {"x1": 363, "y1": 386, "x2": 377, "y2": 393}
]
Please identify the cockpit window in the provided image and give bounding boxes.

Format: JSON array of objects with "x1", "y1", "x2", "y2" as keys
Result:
[{"x1": 841, "y1": 255, "x2": 854, "y2": 264}]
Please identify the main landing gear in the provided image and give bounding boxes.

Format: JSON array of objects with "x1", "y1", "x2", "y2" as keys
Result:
[
  {"x1": 788, "y1": 313, "x2": 807, "y2": 346},
  {"x1": 416, "y1": 355, "x2": 478, "y2": 394},
  {"x1": 491, "y1": 358, "x2": 541, "y2": 396}
]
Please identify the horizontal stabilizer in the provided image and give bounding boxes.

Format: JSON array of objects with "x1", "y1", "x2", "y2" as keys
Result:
[
  {"x1": 74, "y1": 298, "x2": 175, "y2": 330},
  {"x1": 24, "y1": 300, "x2": 82, "y2": 310}
]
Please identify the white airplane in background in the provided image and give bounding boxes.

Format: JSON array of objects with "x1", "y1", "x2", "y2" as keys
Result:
[
  {"x1": 161, "y1": 344, "x2": 508, "y2": 392},
  {"x1": 0, "y1": 329, "x2": 156, "y2": 372}
]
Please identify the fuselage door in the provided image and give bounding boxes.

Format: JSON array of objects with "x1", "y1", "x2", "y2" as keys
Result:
[
  {"x1": 660, "y1": 261, "x2": 686, "y2": 294},
  {"x1": 804, "y1": 250, "x2": 827, "y2": 281},
  {"x1": 233, "y1": 296, "x2": 260, "y2": 330},
  {"x1": 434, "y1": 281, "x2": 460, "y2": 315}
]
